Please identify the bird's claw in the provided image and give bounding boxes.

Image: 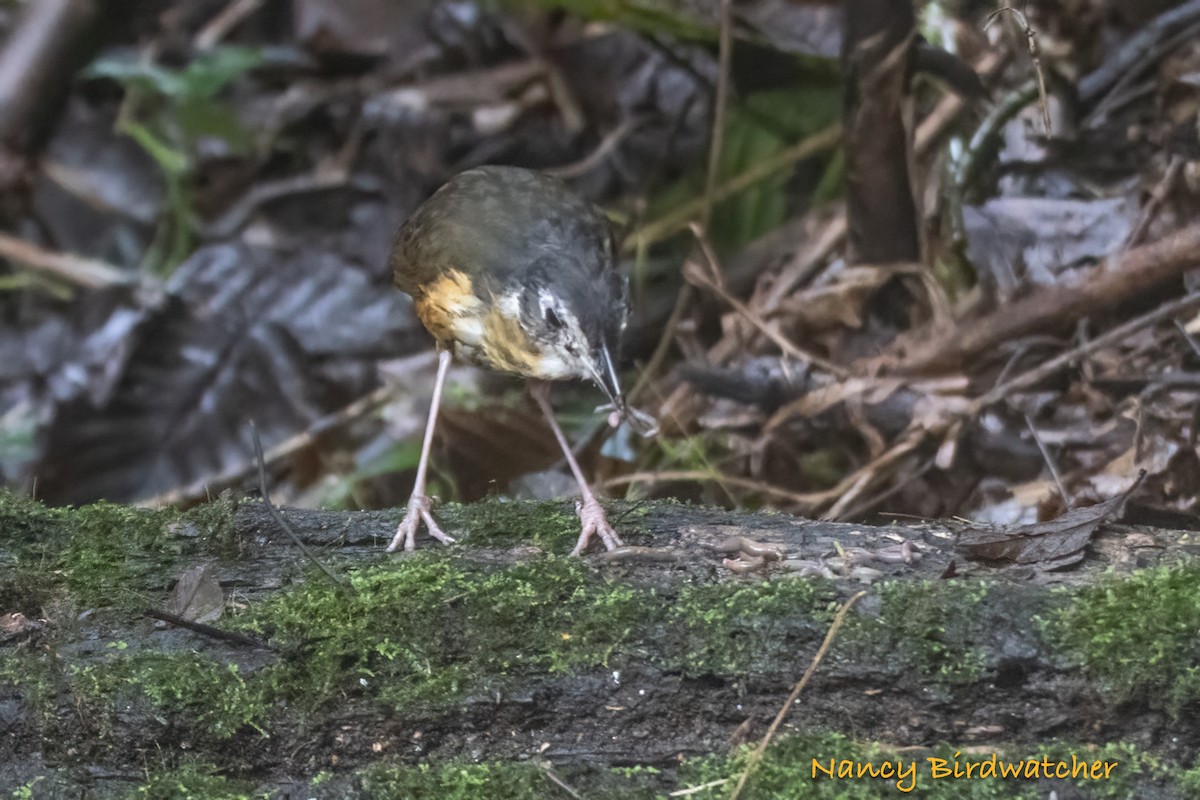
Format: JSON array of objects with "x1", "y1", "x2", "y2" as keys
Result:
[
  {"x1": 570, "y1": 498, "x2": 624, "y2": 556},
  {"x1": 386, "y1": 493, "x2": 455, "y2": 552}
]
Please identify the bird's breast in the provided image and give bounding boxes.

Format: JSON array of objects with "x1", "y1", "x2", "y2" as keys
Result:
[{"x1": 412, "y1": 267, "x2": 545, "y2": 378}]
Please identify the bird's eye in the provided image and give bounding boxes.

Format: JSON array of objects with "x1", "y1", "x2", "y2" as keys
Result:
[{"x1": 544, "y1": 307, "x2": 564, "y2": 330}]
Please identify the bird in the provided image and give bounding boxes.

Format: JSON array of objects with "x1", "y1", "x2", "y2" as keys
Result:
[{"x1": 385, "y1": 165, "x2": 632, "y2": 556}]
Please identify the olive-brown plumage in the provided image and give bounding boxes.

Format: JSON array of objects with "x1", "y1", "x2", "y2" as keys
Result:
[{"x1": 387, "y1": 166, "x2": 630, "y2": 555}]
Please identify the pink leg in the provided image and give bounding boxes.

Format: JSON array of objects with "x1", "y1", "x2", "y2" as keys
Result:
[
  {"x1": 530, "y1": 381, "x2": 624, "y2": 555},
  {"x1": 387, "y1": 350, "x2": 456, "y2": 552}
]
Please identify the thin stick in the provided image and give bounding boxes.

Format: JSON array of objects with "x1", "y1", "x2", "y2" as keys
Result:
[
  {"x1": 195, "y1": 0, "x2": 265, "y2": 50},
  {"x1": 684, "y1": 253, "x2": 849, "y2": 378},
  {"x1": 142, "y1": 382, "x2": 397, "y2": 507},
  {"x1": 1024, "y1": 413, "x2": 1070, "y2": 509},
  {"x1": 670, "y1": 778, "x2": 730, "y2": 797},
  {"x1": 0, "y1": 232, "x2": 137, "y2": 289},
  {"x1": 631, "y1": 124, "x2": 842, "y2": 250},
  {"x1": 144, "y1": 607, "x2": 270, "y2": 649},
  {"x1": 728, "y1": 590, "x2": 869, "y2": 800},
  {"x1": 250, "y1": 423, "x2": 345, "y2": 588},
  {"x1": 703, "y1": 0, "x2": 733, "y2": 228},
  {"x1": 542, "y1": 766, "x2": 584, "y2": 800},
  {"x1": 628, "y1": 283, "x2": 692, "y2": 404},
  {"x1": 823, "y1": 293, "x2": 1200, "y2": 519},
  {"x1": 1175, "y1": 318, "x2": 1200, "y2": 360},
  {"x1": 601, "y1": 469, "x2": 830, "y2": 510},
  {"x1": 974, "y1": 292, "x2": 1200, "y2": 410},
  {"x1": 1124, "y1": 155, "x2": 1183, "y2": 249},
  {"x1": 986, "y1": 6, "x2": 1051, "y2": 135},
  {"x1": 546, "y1": 117, "x2": 641, "y2": 179}
]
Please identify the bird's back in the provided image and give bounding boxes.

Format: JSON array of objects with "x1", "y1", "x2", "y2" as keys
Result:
[
  {"x1": 391, "y1": 166, "x2": 626, "y2": 377},
  {"x1": 392, "y1": 166, "x2": 614, "y2": 300}
]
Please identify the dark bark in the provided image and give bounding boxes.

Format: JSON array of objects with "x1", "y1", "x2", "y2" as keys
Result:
[
  {"x1": 841, "y1": 0, "x2": 920, "y2": 265},
  {"x1": 2, "y1": 495, "x2": 1198, "y2": 796}
]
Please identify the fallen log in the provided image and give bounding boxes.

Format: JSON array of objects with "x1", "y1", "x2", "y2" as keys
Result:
[{"x1": 2, "y1": 492, "x2": 1198, "y2": 797}]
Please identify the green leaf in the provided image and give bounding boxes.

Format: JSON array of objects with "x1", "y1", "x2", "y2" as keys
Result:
[
  {"x1": 175, "y1": 96, "x2": 252, "y2": 153},
  {"x1": 86, "y1": 46, "x2": 262, "y2": 100}
]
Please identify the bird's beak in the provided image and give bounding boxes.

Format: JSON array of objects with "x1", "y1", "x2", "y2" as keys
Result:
[{"x1": 591, "y1": 342, "x2": 624, "y2": 409}]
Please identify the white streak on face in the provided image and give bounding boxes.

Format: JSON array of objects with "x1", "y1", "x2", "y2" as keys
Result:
[{"x1": 536, "y1": 288, "x2": 592, "y2": 380}]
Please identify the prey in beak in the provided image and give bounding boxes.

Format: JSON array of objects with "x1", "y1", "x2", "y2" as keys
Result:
[{"x1": 589, "y1": 342, "x2": 657, "y2": 437}]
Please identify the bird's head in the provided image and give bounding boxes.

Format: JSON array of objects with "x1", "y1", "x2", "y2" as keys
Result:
[{"x1": 514, "y1": 255, "x2": 629, "y2": 408}]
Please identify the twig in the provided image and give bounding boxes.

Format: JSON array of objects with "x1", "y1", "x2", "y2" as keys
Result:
[
  {"x1": 201, "y1": 169, "x2": 379, "y2": 240},
  {"x1": 1124, "y1": 155, "x2": 1184, "y2": 249},
  {"x1": 1175, "y1": 319, "x2": 1200, "y2": 360},
  {"x1": 900, "y1": 222, "x2": 1200, "y2": 373},
  {"x1": 1078, "y1": 0, "x2": 1200, "y2": 104},
  {"x1": 757, "y1": 215, "x2": 848, "y2": 317},
  {"x1": 835, "y1": 456, "x2": 935, "y2": 520},
  {"x1": 684, "y1": 252, "x2": 849, "y2": 379},
  {"x1": 143, "y1": 383, "x2": 397, "y2": 508},
  {"x1": 670, "y1": 778, "x2": 730, "y2": 797},
  {"x1": 546, "y1": 117, "x2": 641, "y2": 180},
  {"x1": 703, "y1": 0, "x2": 733, "y2": 229},
  {"x1": 631, "y1": 123, "x2": 841, "y2": 250},
  {"x1": 986, "y1": 6, "x2": 1051, "y2": 135},
  {"x1": 824, "y1": 293, "x2": 1200, "y2": 518},
  {"x1": 974, "y1": 292, "x2": 1200, "y2": 410},
  {"x1": 601, "y1": 469, "x2": 828, "y2": 511},
  {"x1": 542, "y1": 766, "x2": 584, "y2": 800},
  {"x1": 628, "y1": 283, "x2": 692, "y2": 405},
  {"x1": 144, "y1": 607, "x2": 271, "y2": 649},
  {"x1": 727, "y1": 591, "x2": 869, "y2": 800},
  {"x1": 0, "y1": 231, "x2": 139, "y2": 289},
  {"x1": 194, "y1": 0, "x2": 265, "y2": 50},
  {"x1": 250, "y1": 423, "x2": 345, "y2": 589},
  {"x1": 1024, "y1": 413, "x2": 1070, "y2": 509}
]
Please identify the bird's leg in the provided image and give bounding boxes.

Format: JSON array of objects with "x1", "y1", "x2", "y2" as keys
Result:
[
  {"x1": 530, "y1": 381, "x2": 624, "y2": 556},
  {"x1": 387, "y1": 350, "x2": 456, "y2": 552}
]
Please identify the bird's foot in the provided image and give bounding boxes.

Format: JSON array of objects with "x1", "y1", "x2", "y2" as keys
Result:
[
  {"x1": 386, "y1": 493, "x2": 455, "y2": 552},
  {"x1": 569, "y1": 497, "x2": 624, "y2": 556}
]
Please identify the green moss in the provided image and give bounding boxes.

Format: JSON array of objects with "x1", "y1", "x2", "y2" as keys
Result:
[
  {"x1": 1033, "y1": 741, "x2": 1179, "y2": 800},
  {"x1": 840, "y1": 579, "x2": 990, "y2": 686},
  {"x1": 0, "y1": 490, "x2": 67, "y2": 544},
  {"x1": 665, "y1": 577, "x2": 837, "y2": 675},
  {"x1": 356, "y1": 759, "x2": 669, "y2": 799},
  {"x1": 61, "y1": 502, "x2": 192, "y2": 608},
  {"x1": 0, "y1": 651, "x2": 60, "y2": 725},
  {"x1": 181, "y1": 494, "x2": 241, "y2": 554},
  {"x1": 120, "y1": 759, "x2": 263, "y2": 800},
  {"x1": 238, "y1": 554, "x2": 644, "y2": 711},
  {"x1": 1041, "y1": 562, "x2": 1200, "y2": 716},
  {"x1": 434, "y1": 498, "x2": 589, "y2": 551},
  {"x1": 677, "y1": 734, "x2": 1196, "y2": 799},
  {"x1": 0, "y1": 493, "x2": 65, "y2": 610},
  {"x1": 347, "y1": 738, "x2": 1196, "y2": 800},
  {"x1": 56, "y1": 555, "x2": 845, "y2": 739},
  {"x1": 357, "y1": 761, "x2": 547, "y2": 799},
  {"x1": 0, "y1": 492, "x2": 240, "y2": 613},
  {"x1": 677, "y1": 734, "x2": 1046, "y2": 798},
  {"x1": 1179, "y1": 758, "x2": 1200, "y2": 800},
  {"x1": 2, "y1": 492, "x2": 194, "y2": 610},
  {"x1": 72, "y1": 650, "x2": 269, "y2": 740}
]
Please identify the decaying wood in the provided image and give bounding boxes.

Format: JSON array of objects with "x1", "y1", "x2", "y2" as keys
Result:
[
  {"x1": 841, "y1": 0, "x2": 920, "y2": 265},
  {"x1": 3, "y1": 495, "x2": 1195, "y2": 795},
  {"x1": 890, "y1": 222, "x2": 1200, "y2": 374}
]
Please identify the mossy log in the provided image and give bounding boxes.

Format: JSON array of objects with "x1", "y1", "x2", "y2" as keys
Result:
[{"x1": 3, "y1": 491, "x2": 1200, "y2": 798}]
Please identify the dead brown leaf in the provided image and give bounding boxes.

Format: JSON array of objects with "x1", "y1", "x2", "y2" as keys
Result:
[{"x1": 956, "y1": 473, "x2": 1143, "y2": 568}]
